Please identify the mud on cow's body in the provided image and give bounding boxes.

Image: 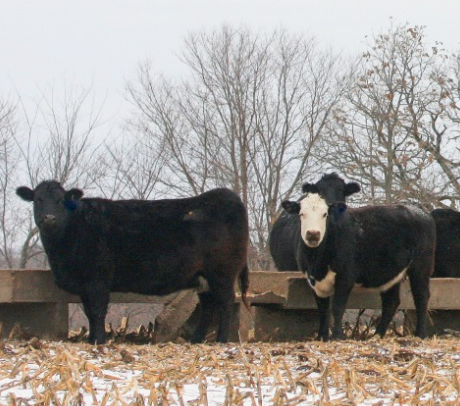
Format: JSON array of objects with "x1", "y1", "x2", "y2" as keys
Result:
[
  {"x1": 17, "y1": 181, "x2": 249, "y2": 344},
  {"x1": 281, "y1": 176, "x2": 436, "y2": 341}
]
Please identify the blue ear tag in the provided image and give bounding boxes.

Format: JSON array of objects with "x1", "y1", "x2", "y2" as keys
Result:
[
  {"x1": 64, "y1": 199, "x2": 78, "y2": 211},
  {"x1": 332, "y1": 204, "x2": 346, "y2": 221}
]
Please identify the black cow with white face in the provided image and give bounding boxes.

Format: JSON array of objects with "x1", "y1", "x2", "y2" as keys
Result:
[
  {"x1": 431, "y1": 208, "x2": 460, "y2": 278},
  {"x1": 281, "y1": 181, "x2": 436, "y2": 340},
  {"x1": 269, "y1": 173, "x2": 361, "y2": 271},
  {"x1": 17, "y1": 181, "x2": 249, "y2": 344}
]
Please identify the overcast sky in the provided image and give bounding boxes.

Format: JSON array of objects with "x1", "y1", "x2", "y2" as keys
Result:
[{"x1": 1, "y1": 0, "x2": 459, "y2": 124}]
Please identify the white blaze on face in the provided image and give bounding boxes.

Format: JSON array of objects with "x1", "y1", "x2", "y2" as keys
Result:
[{"x1": 299, "y1": 193, "x2": 329, "y2": 248}]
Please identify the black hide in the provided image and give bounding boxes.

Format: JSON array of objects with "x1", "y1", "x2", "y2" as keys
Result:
[
  {"x1": 431, "y1": 208, "x2": 460, "y2": 278},
  {"x1": 17, "y1": 180, "x2": 250, "y2": 344}
]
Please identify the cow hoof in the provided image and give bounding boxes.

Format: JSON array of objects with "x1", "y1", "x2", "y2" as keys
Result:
[
  {"x1": 88, "y1": 336, "x2": 107, "y2": 345},
  {"x1": 331, "y1": 332, "x2": 345, "y2": 340},
  {"x1": 375, "y1": 331, "x2": 386, "y2": 339},
  {"x1": 190, "y1": 336, "x2": 205, "y2": 344},
  {"x1": 414, "y1": 331, "x2": 426, "y2": 339}
]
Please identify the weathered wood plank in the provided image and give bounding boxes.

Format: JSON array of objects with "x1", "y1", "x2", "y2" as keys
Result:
[
  {"x1": 424, "y1": 279, "x2": 460, "y2": 310},
  {"x1": 248, "y1": 271, "x2": 302, "y2": 295},
  {"x1": 0, "y1": 269, "x2": 181, "y2": 303},
  {"x1": 0, "y1": 269, "x2": 302, "y2": 304},
  {"x1": 284, "y1": 278, "x2": 398, "y2": 309},
  {"x1": 283, "y1": 277, "x2": 460, "y2": 310},
  {"x1": 1, "y1": 270, "x2": 459, "y2": 311},
  {"x1": 1, "y1": 269, "x2": 460, "y2": 341},
  {"x1": 0, "y1": 271, "x2": 13, "y2": 302}
]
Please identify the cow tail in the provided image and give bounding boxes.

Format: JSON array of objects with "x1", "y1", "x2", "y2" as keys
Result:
[{"x1": 238, "y1": 264, "x2": 250, "y2": 311}]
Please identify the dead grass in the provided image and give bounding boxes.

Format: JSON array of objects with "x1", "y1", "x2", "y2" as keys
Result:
[{"x1": 1, "y1": 334, "x2": 460, "y2": 405}]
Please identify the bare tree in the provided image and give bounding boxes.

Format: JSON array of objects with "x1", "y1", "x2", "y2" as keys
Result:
[
  {"x1": 126, "y1": 26, "x2": 349, "y2": 269},
  {"x1": 11, "y1": 81, "x2": 109, "y2": 268},
  {"x1": 413, "y1": 46, "x2": 460, "y2": 207},
  {"x1": 94, "y1": 128, "x2": 167, "y2": 200},
  {"x1": 16, "y1": 81, "x2": 107, "y2": 189},
  {"x1": 323, "y1": 21, "x2": 456, "y2": 207},
  {"x1": 0, "y1": 97, "x2": 21, "y2": 268}
]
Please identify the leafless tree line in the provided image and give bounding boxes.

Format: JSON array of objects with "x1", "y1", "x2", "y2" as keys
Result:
[
  {"x1": 323, "y1": 21, "x2": 460, "y2": 207},
  {"x1": 1, "y1": 22, "x2": 460, "y2": 270}
]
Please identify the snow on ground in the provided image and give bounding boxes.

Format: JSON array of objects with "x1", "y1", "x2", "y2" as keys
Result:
[{"x1": 1, "y1": 337, "x2": 460, "y2": 405}]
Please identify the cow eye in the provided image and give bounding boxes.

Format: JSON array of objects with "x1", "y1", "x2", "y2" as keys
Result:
[{"x1": 323, "y1": 213, "x2": 328, "y2": 218}]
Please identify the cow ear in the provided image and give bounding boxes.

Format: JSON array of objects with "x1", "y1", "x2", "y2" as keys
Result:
[
  {"x1": 64, "y1": 188, "x2": 83, "y2": 211},
  {"x1": 329, "y1": 202, "x2": 347, "y2": 218},
  {"x1": 64, "y1": 188, "x2": 84, "y2": 201},
  {"x1": 344, "y1": 182, "x2": 361, "y2": 197},
  {"x1": 282, "y1": 200, "x2": 301, "y2": 214},
  {"x1": 302, "y1": 183, "x2": 320, "y2": 194},
  {"x1": 16, "y1": 186, "x2": 34, "y2": 202}
]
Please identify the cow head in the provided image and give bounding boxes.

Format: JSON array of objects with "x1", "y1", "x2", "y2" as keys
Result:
[
  {"x1": 282, "y1": 193, "x2": 331, "y2": 248},
  {"x1": 303, "y1": 172, "x2": 360, "y2": 205},
  {"x1": 282, "y1": 173, "x2": 359, "y2": 248},
  {"x1": 16, "y1": 181, "x2": 83, "y2": 234}
]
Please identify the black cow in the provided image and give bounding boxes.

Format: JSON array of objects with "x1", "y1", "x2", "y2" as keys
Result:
[
  {"x1": 431, "y1": 208, "x2": 460, "y2": 278},
  {"x1": 281, "y1": 181, "x2": 436, "y2": 341},
  {"x1": 17, "y1": 181, "x2": 249, "y2": 344},
  {"x1": 269, "y1": 173, "x2": 361, "y2": 271}
]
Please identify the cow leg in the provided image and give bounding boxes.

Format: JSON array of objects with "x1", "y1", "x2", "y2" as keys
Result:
[
  {"x1": 191, "y1": 287, "x2": 235, "y2": 344},
  {"x1": 408, "y1": 271, "x2": 431, "y2": 339},
  {"x1": 331, "y1": 284, "x2": 353, "y2": 340},
  {"x1": 191, "y1": 292, "x2": 215, "y2": 343},
  {"x1": 215, "y1": 293, "x2": 235, "y2": 343},
  {"x1": 314, "y1": 294, "x2": 330, "y2": 341},
  {"x1": 81, "y1": 283, "x2": 110, "y2": 344},
  {"x1": 192, "y1": 274, "x2": 236, "y2": 344},
  {"x1": 375, "y1": 283, "x2": 400, "y2": 337}
]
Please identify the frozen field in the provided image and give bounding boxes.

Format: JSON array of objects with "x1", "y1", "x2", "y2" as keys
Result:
[{"x1": 1, "y1": 336, "x2": 460, "y2": 405}]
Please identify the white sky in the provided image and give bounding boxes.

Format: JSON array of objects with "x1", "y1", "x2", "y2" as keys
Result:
[{"x1": 1, "y1": 0, "x2": 460, "y2": 125}]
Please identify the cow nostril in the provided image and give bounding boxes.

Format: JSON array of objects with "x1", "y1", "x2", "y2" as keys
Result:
[
  {"x1": 42, "y1": 214, "x2": 56, "y2": 223},
  {"x1": 305, "y1": 231, "x2": 321, "y2": 247}
]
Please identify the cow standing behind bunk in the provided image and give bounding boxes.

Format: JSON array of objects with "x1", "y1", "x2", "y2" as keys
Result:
[
  {"x1": 279, "y1": 177, "x2": 436, "y2": 341},
  {"x1": 17, "y1": 181, "x2": 249, "y2": 344},
  {"x1": 431, "y1": 208, "x2": 460, "y2": 278}
]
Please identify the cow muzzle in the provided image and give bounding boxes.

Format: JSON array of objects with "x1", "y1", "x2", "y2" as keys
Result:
[
  {"x1": 40, "y1": 214, "x2": 57, "y2": 227},
  {"x1": 305, "y1": 230, "x2": 321, "y2": 247}
]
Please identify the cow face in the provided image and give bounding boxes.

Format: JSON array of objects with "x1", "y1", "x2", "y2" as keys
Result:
[
  {"x1": 16, "y1": 181, "x2": 83, "y2": 234},
  {"x1": 283, "y1": 193, "x2": 330, "y2": 248}
]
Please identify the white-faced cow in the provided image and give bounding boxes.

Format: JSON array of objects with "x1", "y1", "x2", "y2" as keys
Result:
[
  {"x1": 431, "y1": 208, "x2": 460, "y2": 278},
  {"x1": 269, "y1": 173, "x2": 361, "y2": 271},
  {"x1": 17, "y1": 181, "x2": 249, "y2": 344},
  {"x1": 281, "y1": 180, "x2": 436, "y2": 340}
]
